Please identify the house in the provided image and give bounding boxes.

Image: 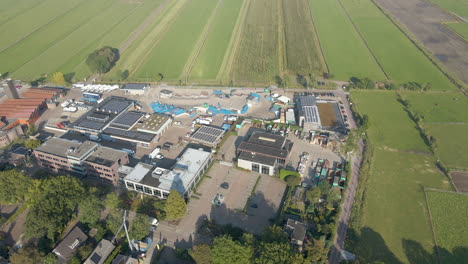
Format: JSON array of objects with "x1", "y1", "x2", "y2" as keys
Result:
[
  {"x1": 112, "y1": 255, "x2": 138, "y2": 264},
  {"x1": 52, "y1": 226, "x2": 88, "y2": 262},
  {"x1": 84, "y1": 239, "x2": 115, "y2": 264},
  {"x1": 34, "y1": 138, "x2": 129, "y2": 185},
  {"x1": 237, "y1": 131, "x2": 293, "y2": 176},
  {"x1": 295, "y1": 95, "x2": 321, "y2": 132},
  {"x1": 121, "y1": 83, "x2": 150, "y2": 95},
  {"x1": 284, "y1": 219, "x2": 306, "y2": 250},
  {"x1": 123, "y1": 148, "x2": 212, "y2": 198}
]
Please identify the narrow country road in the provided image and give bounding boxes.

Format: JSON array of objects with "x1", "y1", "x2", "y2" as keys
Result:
[{"x1": 329, "y1": 139, "x2": 364, "y2": 264}]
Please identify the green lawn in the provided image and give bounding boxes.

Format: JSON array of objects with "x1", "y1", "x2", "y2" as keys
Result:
[
  {"x1": 340, "y1": 0, "x2": 456, "y2": 90},
  {"x1": 309, "y1": 0, "x2": 386, "y2": 81},
  {"x1": 425, "y1": 124, "x2": 468, "y2": 170},
  {"x1": 402, "y1": 92, "x2": 468, "y2": 123},
  {"x1": 351, "y1": 90, "x2": 429, "y2": 152},
  {"x1": 134, "y1": 0, "x2": 218, "y2": 80},
  {"x1": 282, "y1": 0, "x2": 325, "y2": 75},
  {"x1": 430, "y1": 0, "x2": 468, "y2": 18},
  {"x1": 231, "y1": 0, "x2": 279, "y2": 83},
  {"x1": 190, "y1": 0, "x2": 244, "y2": 80},
  {"x1": 352, "y1": 149, "x2": 450, "y2": 263},
  {"x1": 447, "y1": 23, "x2": 468, "y2": 40},
  {"x1": 426, "y1": 190, "x2": 468, "y2": 263}
]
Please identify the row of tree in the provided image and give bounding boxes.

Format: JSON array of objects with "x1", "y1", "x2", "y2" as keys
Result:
[{"x1": 348, "y1": 77, "x2": 432, "y2": 91}]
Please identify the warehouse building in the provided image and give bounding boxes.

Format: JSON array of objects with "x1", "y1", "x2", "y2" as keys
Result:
[
  {"x1": 237, "y1": 131, "x2": 293, "y2": 176},
  {"x1": 34, "y1": 137, "x2": 129, "y2": 185},
  {"x1": 123, "y1": 148, "x2": 212, "y2": 199},
  {"x1": 295, "y1": 96, "x2": 321, "y2": 132},
  {"x1": 121, "y1": 83, "x2": 150, "y2": 95},
  {"x1": 190, "y1": 125, "x2": 225, "y2": 147}
]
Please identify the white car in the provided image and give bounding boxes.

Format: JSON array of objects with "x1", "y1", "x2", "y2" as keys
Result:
[{"x1": 155, "y1": 154, "x2": 164, "y2": 160}]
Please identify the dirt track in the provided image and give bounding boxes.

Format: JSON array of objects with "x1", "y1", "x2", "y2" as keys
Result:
[{"x1": 374, "y1": 0, "x2": 468, "y2": 84}]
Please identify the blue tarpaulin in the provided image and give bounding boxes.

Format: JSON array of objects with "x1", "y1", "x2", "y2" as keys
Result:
[
  {"x1": 213, "y1": 90, "x2": 223, "y2": 95},
  {"x1": 241, "y1": 104, "x2": 249, "y2": 114},
  {"x1": 222, "y1": 124, "x2": 231, "y2": 130}
]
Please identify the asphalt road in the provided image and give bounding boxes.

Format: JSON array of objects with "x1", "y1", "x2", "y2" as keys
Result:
[{"x1": 329, "y1": 139, "x2": 364, "y2": 264}]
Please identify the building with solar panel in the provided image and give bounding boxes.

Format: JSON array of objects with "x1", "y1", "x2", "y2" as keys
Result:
[
  {"x1": 190, "y1": 125, "x2": 225, "y2": 147},
  {"x1": 295, "y1": 95, "x2": 322, "y2": 132},
  {"x1": 237, "y1": 131, "x2": 293, "y2": 176},
  {"x1": 122, "y1": 148, "x2": 212, "y2": 199}
]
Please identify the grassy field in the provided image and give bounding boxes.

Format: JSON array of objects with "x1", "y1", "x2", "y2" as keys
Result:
[
  {"x1": 426, "y1": 124, "x2": 468, "y2": 170},
  {"x1": 5, "y1": 0, "x2": 166, "y2": 80},
  {"x1": 282, "y1": 0, "x2": 325, "y2": 75},
  {"x1": 189, "y1": 0, "x2": 244, "y2": 80},
  {"x1": 133, "y1": 0, "x2": 218, "y2": 81},
  {"x1": 309, "y1": 0, "x2": 386, "y2": 81},
  {"x1": 430, "y1": 0, "x2": 468, "y2": 18},
  {"x1": 340, "y1": 0, "x2": 456, "y2": 90},
  {"x1": 230, "y1": 0, "x2": 280, "y2": 83},
  {"x1": 447, "y1": 23, "x2": 468, "y2": 40},
  {"x1": 426, "y1": 190, "x2": 468, "y2": 263},
  {"x1": 402, "y1": 92, "x2": 468, "y2": 123},
  {"x1": 351, "y1": 91, "x2": 429, "y2": 152}
]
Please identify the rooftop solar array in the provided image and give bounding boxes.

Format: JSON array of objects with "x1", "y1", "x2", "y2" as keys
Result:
[
  {"x1": 122, "y1": 83, "x2": 149, "y2": 90},
  {"x1": 304, "y1": 106, "x2": 320, "y2": 124},
  {"x1": 97, "y1": 97, "x2": 133, "y2": 113},
  {"x1": 75, "y1": 119, "x2": 106, "y2": 130},
  {"x1": 104, "y1": 127, "x2": 155, "y2": 142},
  {"x1": 299, "y1": 96, "x2": 317, "y2": 107},
  {"x1": 191, "y1": 126, "x2": 225, "y2": 145},
  {"x1": 111, "y1": 111, "x2": 144, "y2": 129}
]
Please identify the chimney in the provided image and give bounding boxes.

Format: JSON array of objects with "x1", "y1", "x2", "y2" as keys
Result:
[{"x1": 3, "y1": 79, "x2": 19, "y2": 99}]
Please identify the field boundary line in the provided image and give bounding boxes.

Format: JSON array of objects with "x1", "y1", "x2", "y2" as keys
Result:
[
  {"x1": 217, "y1": 0, "x2": 251, "y2": 82},
  {"x1": 119, "y1": 0, "x2": 173, "y2": 53},
  {"x1": 368, "y1": 0, "x2": 467, "y2": 94},
  {"x1": 0, "y1": 0, "x2": 45, "y2": 27},
  {"x1": 181, "y1": 0, "x2": 224, "y2": 82},
  {"x1": 421, "y1": 0, "x2": 467, "y2": 23},
  {"x1": 129, "y1": 0, "x2": 190, "y2": 78},
  {"x1": 336, "y1": 0, "x2": 389, "y2": 80},
  {"x1": 11, "y1": 0, "x2": 120, "y2": 78},
  {"x1": 306, "y1": 0, "x2": 329, "y2": 75},
  {"x1": 0, "y1": 0, "x2": 91, "y2": 54},
  {"x1": 441, "y1": 22, "x2": 468, "y2": 42},
  {"x1": 277, "y1": 0, "x2": 286, "y2": 75},
  {"x1": 422, "y1": 187, "x2": 442, "y2": 263}
]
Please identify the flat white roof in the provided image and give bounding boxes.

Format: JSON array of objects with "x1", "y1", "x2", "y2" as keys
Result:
[{"x1": 125, "y1": 163, "x2": 152, "y2": 182}]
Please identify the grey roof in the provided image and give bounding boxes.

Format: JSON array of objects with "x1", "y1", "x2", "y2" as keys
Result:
[
  {"x1": 12, "y1": 147, "x2": 29, "y2": 155},
  {"x1": 248, "y1": 131, "x2": 286, "y2": 149},
  {"x1": 285, "y1": 219, "x2": 306, "y2": 242},
  {"x1": 238, "y1": 151, "x2": 276, "y2": 166},
  {"x1": 112, "y1": 255, "x2": 139, "y2": 264},
  {"x1": 86, "y1": 146, "x2": 127, "y2": 167},
  {"x1": 110, "y1": 111, "x2": 144, "y2": 129},
  {"x1": 74, "y1": 118, "x2": 107, "y2": 131},
  {"x1": 35, "y1": 137, "x2": 81, "y2": 158},
  {"x1": 160, "y1": 89, "x2": 173, "y2": 95},
  {"x1": 238, "y1": 141, "x2": 289, "y2": 159},
  {"x1": 97, "y1": 97, "x2": 134, "y2": 113},
  {"x1": 84, "y1": 239, "x2": 115, "y2": 264},
  {"x1": 53, "y1": 226, "x2": 88, "y2": 261},
  {"x1": 60, "y1": 131, "x2": 137, "y2": 152},
  {"x1": 122, "y1": 83, "x2": 149, "y2": 90},
  {"x1": 104, "y1": 127, "x2": 155, "y2": 143},
  {"x1": 67, "y1": 141, "x2": 99, "y2": 159},
  {"x1": 299, "y1": 96, "x2": 317, "y2": 106},
  {"x1": 190, "y1": 125, "x2": 225, "y2": 145}
]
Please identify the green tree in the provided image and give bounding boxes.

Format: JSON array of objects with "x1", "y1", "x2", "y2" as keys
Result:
[
  {"x1": 79, "y1": 195, "x2": 103, "y2": 225},
  {"x1": 105, "y1": 192, "x2": 121, "y2": 209},
  {"x1": 0, "y1": 170, "x2": 33, "y2": 203},
  {"x1": 106, "y1": 209, "x2": 123, "y2": 234},
  {"x1": 261, "y1": 225, "x2": 288, "y2": 243},
  {"x1": 328, "y1": 187, "x2": 342, "y2": 204},
  {"x1": 211, "y1": 235, "x2": 253, "y2": 264},
  {"x1": 306, "y1": 188, "x2": 321, "y2": 204},
  {"x1": 305, "y1": 239, "x2": 328, "y2": 264},
  {"x1": 130, "y1": 214, "x2": 150, "y2": 241},
  {"x1": 285, "y1": 175, "x2": 300, "y2": 188},
  {"x1": 254, "y1": 242, "x2": 305, "y2": 264},
  {"x1": 43, "y1": 253, "x2": 57, "y2": 264},
  {"x1": 25, "y1": 176, "x2": 84, "y2": 241},
  {"x1": 9, "y1": 245, "x2": 44, "y2": 264},
  {"x1": 86, "y1": 46, "x2": 120, "y2": 74},
  {"x1": 50, "y1": 72, "x2": 65, "y2": 86},
  {"x1": 24, "y1": 138, "x2": 41, "y2": 149},
  {"x1": 165, "y1": 190, "x2": 187, "y2": 221},
  {"x1": 189, "y1": 244, "x2": 213, "y2": 264},
  {"x1": 26, "y1": 124, "x2": 38, "y2": 136}
]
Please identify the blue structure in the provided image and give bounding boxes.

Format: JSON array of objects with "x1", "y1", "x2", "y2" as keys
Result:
[
  {"x1": 241, "y1": 104, "x2": 249, "y2": 114},
  {"x1": 250, "y1": 93, "x2": 261, "y2": 101},
  {"x1": 213, "y1": 90, "x2": 223, "y2": 95},
  {"x1": 222, "y1": 124, "x2": 231, "y2": 130}
]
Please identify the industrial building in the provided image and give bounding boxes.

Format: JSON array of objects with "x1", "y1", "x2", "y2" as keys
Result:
[
  {"x1": 295, "y1": 96, "x2": 321, "y2": 132},
  {"x1": 34, "y1": 137, "x2": 129, "y2": 184},
  {"x1": 121, "y1": 83, "x2": 150, "y2": 95},
  {"x1": 190, "y1": 125, "x2": 225, "y2": 147},
  {"x1": 122, "y1": 148, "x2": 212, "y2": 198},
  {"x1": 237, "y1": 131, "x2": 293, "y2": 176}
]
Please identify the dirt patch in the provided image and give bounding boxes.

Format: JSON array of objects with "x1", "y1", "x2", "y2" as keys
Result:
[
  {"x1": 450, "y1": 171, "x2": 468, "y2": 192},
  {"x1": 317, "y1": 103, "x2": 338, "y2": 128}
]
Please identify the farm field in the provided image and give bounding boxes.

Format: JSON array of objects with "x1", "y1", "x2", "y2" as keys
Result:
[
  {"x1": 282, "y1": 0, "x2": 325, "y2": 75},
  {"x1": 309, "y1": 0, "x2": 386, "y2": 80},
  {"x1": 230, "y1": 0, "x2": 280, "y2": 83},
  {"x1": 351, "y1": 149, "x2": 450, "y2": 263},
  {"x1": 402, "y1": 92, "x2": 468, "y2": 123},
  {"x1": 429, "y1": 0, "x2": 468, "y2": 17},
  {"x1": 426, "y1": 190, "x2": 468, "y2": 263},
  {"x1": 447, "y1": 23, "x2": 468, "y2": 40},
  {"x1": 189, "y1": 0, "x2": 244, "y2": 80},
  {"x1": 351, "y1": 91, "x2": 429, "y2": 152},
  {"x1": 425, "y1": 124, "x2": 468, "y2": 170},
  {"x1": 340, "y1": 0, "x2": 457, "y2": 90},
  {"x1": 3, "y1": 0, "x2": 167, "y2": 80}
]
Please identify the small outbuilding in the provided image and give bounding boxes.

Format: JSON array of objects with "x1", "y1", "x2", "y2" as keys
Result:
[
  {"x1": 121, "y1": 83, "x2": 150, "y2": 95},
  {"x1": 160, "y1": 89, "x2": 173, "y2": 98}
]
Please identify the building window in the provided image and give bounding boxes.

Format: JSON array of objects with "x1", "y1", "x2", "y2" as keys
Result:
[
  {"x1": 154, "y1": 189, "x2": 162, "y2": 197},
  {"x1": 135, "y1": 185, "x2": 143, "y2": 192},
  {"x1": 126, "y1": 182, "x2": 135, "y2": 189},
  {"x1": 163, "y1": 192, "x2": 169, "y2": 199},
  {"x1": 252, "y1": 163, "x2": 260, "y2": 173},
  {"x1": 144, "y1": 186, "x2": 153, "y2": 195},
  {"x1": 261, "y1": 166, "x2": 270, "y2": 175},
  {"x1": 278, "y1": 159, "x2": 285, "y2": 165}
]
